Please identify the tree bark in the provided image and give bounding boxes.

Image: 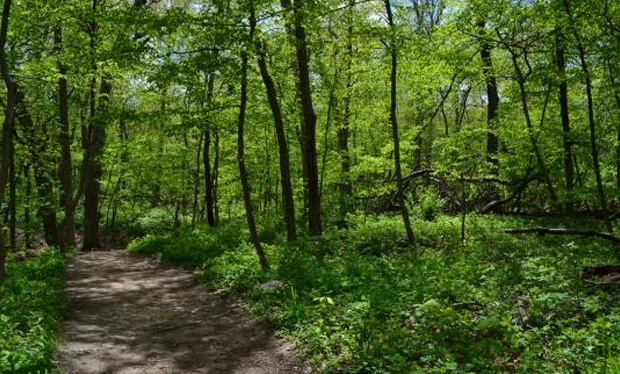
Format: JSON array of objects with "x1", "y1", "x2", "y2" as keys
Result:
[
  {"x1": 563, "y1": 0, "x2": 613, "y2": 233},
  {"x1": 55, "y1": 27, "x2": 76, "y2": 251},
  {"x1": 255, "y1": 38, "x2": 297, "y2": 241},
  {"x1": 477, "y1": 21, "x2": 499, "y2": 173},
  {"x1": 192, "y1": 132, "x2": 204, "y2": 228},
  {"x1": 385, "y1": 0, "x2": 416, "y2": 247},
  {"x1": 0, "y1": 0, "x2": 15, "y2": 282},
  {"x1": 82, "y1": 0, "x2": 108, "y2": 251},
  {"x1": 239, "y1": 4, "x2": 269, "y2": 271},
  {"x1": 202, "y1": 73, "x2": 216, "y2": 227},
  {"x1": 555, "y1": 32, "x2": 574, "y2": 199},
  {"x1": 281, "y1": 0, "x2": 322, "y2": 236},
  {"x1": 23, "y1": 163, "x2": 31, "y2": 248},
  {"x1": 337, "y1": 0, "x2": 355, "y2": 228},
  {"x1": 8, "y1": 138, "x2": 14, "y2": 251},
  {"x1": 16, "y1": 94, "x2": 61, "y2": 247},
  {"x1": 608, "y1": 64, "x2": 620, "y2": 191},
  {"x1": 213, "y1": 130, "x2": 220, "y2": 224}
]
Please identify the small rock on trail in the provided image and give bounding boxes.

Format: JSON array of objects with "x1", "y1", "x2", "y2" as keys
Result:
[{"x1": 56, "y1": 251, "x2": 308, "y2": 374}]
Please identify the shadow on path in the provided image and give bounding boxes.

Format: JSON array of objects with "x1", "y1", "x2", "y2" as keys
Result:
[{"x1": 56, "y1": 251, "x2": 307, "y2": 374}]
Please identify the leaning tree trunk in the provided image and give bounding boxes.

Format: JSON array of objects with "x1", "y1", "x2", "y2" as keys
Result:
[
  {"x1": 509, "y1": 52, "x2": 558, "y2": 204},
  {"x1": 238, "y1": 3, "x2": 269, "y2": 271},
  {"x1": 255, "y1": 38, "x2": 297, "y2": 241},
  {"x1": 385, "y1": 0, "x2": 416, "y2": 247}
]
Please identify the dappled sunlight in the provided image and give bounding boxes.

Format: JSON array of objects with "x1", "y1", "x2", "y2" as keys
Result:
[{"x1": 57, "y1": 251, "x2": 305, "y2": 374}]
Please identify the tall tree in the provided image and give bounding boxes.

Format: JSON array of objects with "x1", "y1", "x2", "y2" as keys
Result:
[
  {"x1": 477, "y1": 20, "x2": 499, "y2": 175},
  {"x1": 239, "y1": 0, "x2": 269, "y2": 270},
  {"x1": 82, "y1": 0, "x2": 108, "y2": 251},
  {"x1": 337, "y1": 0, "x2": 355, "y2": 228},
  {"x1": 0, "y1": 0, "x2": 15, "y2": 281},
  {"x1": 554, "y1": 30, "x2": 574, "y2": 205},
  {"x1": 55, "y1": 27, "x2": 78, "y2": 250},
  {"x1": 254, "y1": 34, "x2": 297, "y2": 241},
  {"x1": 385, "y1": 0, "x2": 416, "y2": 247},
  {"x1": 563, "y1": 0, "x2": 613, "y2": 232},
  {"x1": 202, "y1": 72, "x2": 217, "y2": 227},
  {"x1": 281, "y1": 0, "x2": 321, "y2": 236}
]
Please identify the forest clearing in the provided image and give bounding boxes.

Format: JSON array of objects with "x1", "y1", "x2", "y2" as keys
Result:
[{"x1": 0, "y1": 0, "x2": 619, "y2": 372}]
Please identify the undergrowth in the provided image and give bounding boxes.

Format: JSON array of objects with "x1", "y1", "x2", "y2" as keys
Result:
[
  {"x1": 129, "y1": 214, "x2": 620, "y2": 373},
  {"x1": 0, "y1": 249, "x2": 67, "y2": 374}
]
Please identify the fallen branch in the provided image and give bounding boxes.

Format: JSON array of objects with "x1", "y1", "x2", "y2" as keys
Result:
[
  {"x1": 481, "y1": 171, "x2": 540, "y2": 214},
  {"x1": 401, "y1": 168, "x2": 435, "y2": 185},
  {"x1": 504, "y1": 227, "x2": 620, "y2": 244},
  {"x1": 584, "y1": 279, "x2": 620, "y2": 286}
]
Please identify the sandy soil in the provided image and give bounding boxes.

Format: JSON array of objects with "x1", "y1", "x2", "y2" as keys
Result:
[{"x1": 56, "y1": 251, "x2": 308, "y2": 374}]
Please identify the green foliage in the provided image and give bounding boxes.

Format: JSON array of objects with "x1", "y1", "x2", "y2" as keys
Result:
[
  {"x1": 131, "y1": 215, "x2": 620, "y2": 373},
  {"x1": 0, "y1": 250, "x2": 67, "y2": 374},
  {"x1": 128, "y1": 221, "x2": 246, "y2": 268}
]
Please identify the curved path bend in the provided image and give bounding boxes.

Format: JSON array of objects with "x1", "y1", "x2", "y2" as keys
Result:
[{"x1": 57, "y1": 251, "x2": 306, "y2": 374}]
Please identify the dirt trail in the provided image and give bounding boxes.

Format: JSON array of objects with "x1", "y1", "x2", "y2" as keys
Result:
[{"x1": 56, "y1": 251, "x2": 307, "y2": 374}]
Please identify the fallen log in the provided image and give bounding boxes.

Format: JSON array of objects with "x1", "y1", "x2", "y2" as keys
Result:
[
  {"x1": 583, "y1": 265, "x2": 620, "y2": 278},
  {"x1": 504, "y1": 227, "x2": 620, "y2": 244}
]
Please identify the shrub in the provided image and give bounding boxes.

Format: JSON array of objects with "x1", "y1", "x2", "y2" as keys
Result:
[{"x1": 0, "y1": 249, "x2": 67, "y2": 373}]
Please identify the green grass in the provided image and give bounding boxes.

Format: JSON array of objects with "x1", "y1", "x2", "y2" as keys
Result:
[
  {"x1": 129, "y1": 214, "x2": 620, "y2": 373},
  {"x1": 0, "y1": 249, "x2": 67, "y2": 374}
]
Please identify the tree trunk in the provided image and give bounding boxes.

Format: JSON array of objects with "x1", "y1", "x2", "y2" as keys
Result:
[
  {"x1": 477, "y1": 21, "x2": 499, "y2": 173},
  {"x1": 320, "y1": 69, "x2": 338, "y2": 199},
  {"x1": 563, "y1": 0, "x2": 613, "y2": 233},
  {"x1": 82, "y1": 77, "x2": 109, "y2": 251},
  {"x1": 608, "y1": 64, "x2": 620, "y2": 191},
  {"x1": 14, "y1": 89, "x2": 61, "y2": 247},
  {"x1": 281, "y1": 0, "x2": 321, "y2": 236},
  {"x1": 203, "y1": 73, "x2": 216, "y2": 227},
  {"x1": 555, "y1": 33, "x2": 574, "y2": 198},
  {"x1": 509, "y1": 52, "x2": 558, "y2": 204},
  {"x1": 81, "y1": 0, "x2": 148, "y2": 249},
  {"x1": 255, "y1": 37, "x2": 297, "y2": 241},
  {"x1": 338, "y1": 67, "x2": 353, "y2": 226},
  {"x1": 0, "y1": 0, "x2": 16, "y2": 282},
  {"x1": 55, "y1": 27, "x2": 76, "y2": 251},
  {"x1": 213, "y1": 129, "x2": 220, "y2": 224},
  {"x1": 239, "y1": 5, "x2": 269, "y2": 271},
  {"x1": 82, "y1": 0, "x2": 109, "y2": 251},
  {"x1": 8, "y1": 138, "x2": 14, "y2": 251},
  {"x1": 385, "y1": 0, "x2": 416, "y2": 247},
  {"x1": 23, "y1": 163, "x2": 31, "y2": 248},
  {"x1": 337, "y1": 2, "x2": 354, "y2": 227},
  {"x1": 192, "y1": 132, "x2": 203, "y2": 228}
]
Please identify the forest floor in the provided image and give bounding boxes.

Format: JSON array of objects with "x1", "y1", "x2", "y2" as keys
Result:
[{"x1": 56, "y1": 250, "x2": 308, "y2": 374}]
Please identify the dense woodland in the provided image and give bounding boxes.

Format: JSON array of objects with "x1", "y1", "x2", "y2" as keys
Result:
[{"x1": 0, "y1": 0, "x2": 619, "y2": 372}]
